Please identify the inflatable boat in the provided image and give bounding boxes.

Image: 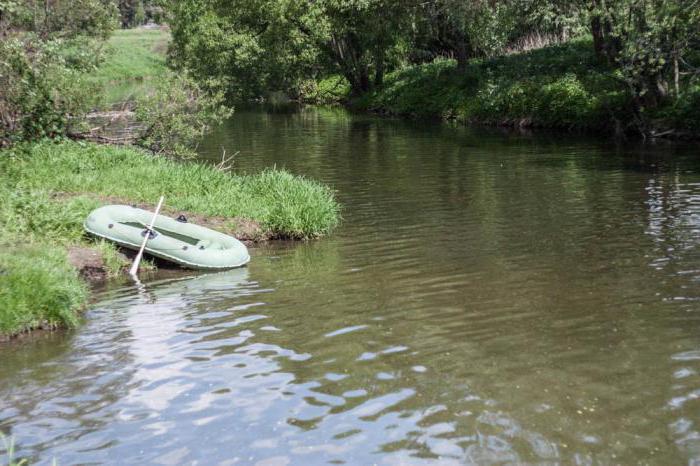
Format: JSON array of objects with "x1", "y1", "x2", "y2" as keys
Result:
[{"x1": 84, "y1": 205, "x2": 250, "y2": 270}]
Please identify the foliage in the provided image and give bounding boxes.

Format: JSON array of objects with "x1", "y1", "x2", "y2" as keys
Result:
[
  {"x1": 135, "y1": 73, "x2": 232, "y2": 158},
  {"x1": 118, "y1": 0, "x2": 165, "y2": 28},
  {"x1": 168, "y1": 0, "x2": 320, "y2": 100},
  {"x1": 0, "y1": 36, "x2": 103, "y2": 146},
  {"x1": 168, "y1": 0, "x2": 412, "y2": 98},
  {"x1": 590, "y1": 0, "x2": 700, "y2": 116},
  {"x1": 0, "y1": 0, "x2": 118, "y2": 146},
  {"x1": 0, "y1": 0, "x2": 117, "y2": 39},
  {"x1": 167, "y1": 0, "x2": 699, "y2": 136},
  {"x1": 355, "y1": 39, "x2": 634, "y2": 131},
  {"x1": 298, "y1": 75, "x2": 351, "y2": 104}
]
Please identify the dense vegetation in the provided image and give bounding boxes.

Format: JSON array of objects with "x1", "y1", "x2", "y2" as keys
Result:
[{"x1": 169, "y1": 0, "x2": 700, "y2": 137}]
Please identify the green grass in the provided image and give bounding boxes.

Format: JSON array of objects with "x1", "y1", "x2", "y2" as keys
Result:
[
  {"x1": 0, "y1": 241, "x2": 88, "y2": 338},
  {"x1": 87, "y1": 28, "x2": 170, "y2": 104},
  {"x1": 90, "y1": 28, "x2": 169, "y2": 84},
  {"x1": 3, "y1": 141, "x2": 340, "y2": 239}
]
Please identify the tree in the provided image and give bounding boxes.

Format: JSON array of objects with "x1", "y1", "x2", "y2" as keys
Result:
[
  {"x1": 169, "y1": 0, "x2": 415, "y2": 98},
  {"x1": 589, "y1": 0, "x2": 700, "y2": 110}
]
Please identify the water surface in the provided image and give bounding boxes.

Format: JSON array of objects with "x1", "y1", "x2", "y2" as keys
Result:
[{"x1": 2, "y1": 108, "x2": 700, "y2": 464}]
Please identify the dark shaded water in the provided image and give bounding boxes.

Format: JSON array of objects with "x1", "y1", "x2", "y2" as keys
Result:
[{"x1": 3, "y1": 108, "x2": 700, "y2": 465}]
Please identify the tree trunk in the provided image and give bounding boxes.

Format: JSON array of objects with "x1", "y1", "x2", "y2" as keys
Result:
[
  {"x1": 590, "y1": 1, "x2": 619, "y2": 65},
  {"x1": 591, "y1": 14, "x2": 605, "y2": 60},
  {"x1": 374, "y1": 50, "x2": 385, "y2": 87},
  {"x1": 674, "y1": 54, "x2": 680, "y2": 98},
  {"x1": 455, "y1": 38, "x2": 469, "y2": 71}
]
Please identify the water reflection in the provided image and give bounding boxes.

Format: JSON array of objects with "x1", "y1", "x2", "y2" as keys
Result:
[{"x1": 2, "y1": 109, "x2": 700, "y2": 464}]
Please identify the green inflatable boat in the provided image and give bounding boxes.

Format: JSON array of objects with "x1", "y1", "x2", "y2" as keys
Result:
[{"x1": 84, "y1": 205, "x2": 250, "y2": 270}]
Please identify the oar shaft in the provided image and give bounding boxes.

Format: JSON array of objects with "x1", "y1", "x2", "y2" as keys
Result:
[{"x1": 129, "y1": 196, "x2": 165, "y2": 276}]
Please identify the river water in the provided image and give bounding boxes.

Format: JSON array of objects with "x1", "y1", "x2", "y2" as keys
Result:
[{"x1": 2, "y1": 108, "x2": 700, "y2": 465}]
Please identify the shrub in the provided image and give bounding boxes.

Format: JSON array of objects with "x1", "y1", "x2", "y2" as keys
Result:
[
  {"x1": 0, "y1": 36, "x2": 102, "y2": 146},
  {"x1": 134, "y1": 73, "x2": 232, "y2": 158},
  {"x1": 299, "y1": 75, "x2": 351, "y2": 105}
]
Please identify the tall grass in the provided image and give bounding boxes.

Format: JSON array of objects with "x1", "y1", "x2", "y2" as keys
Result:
[
  {"x1": 0, "y1": 241, "x2": 88, "y2": 337},
  {"x1": 1, "y1": 433, "x2": 27, "y2": 466},
  {"x1": 2, "y1": 141, "x2": 340, "y2": 239}
]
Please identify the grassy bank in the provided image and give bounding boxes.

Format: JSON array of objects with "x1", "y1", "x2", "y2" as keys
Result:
[
  {"x1": 89, "y1": 27, "x2": 170, "y2": 105},
  {"x1": 0, "y1": 141, "x2": 340, "y2": 339},
  {"x1": 321, "y1": 39, "x2": 700, "y2": 136},
  {"x1": 91, "y1": 28, "x2": 169, "y2": 84}
]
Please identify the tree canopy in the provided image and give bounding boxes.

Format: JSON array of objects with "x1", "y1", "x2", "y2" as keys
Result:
[{"x1": 168, "y1": 0, "x2": 700, "y2": 119}]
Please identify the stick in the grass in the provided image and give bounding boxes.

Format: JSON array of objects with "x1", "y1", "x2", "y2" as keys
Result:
[{"x1": 130, "y1": 196, "x2": 164, "y2": 276}]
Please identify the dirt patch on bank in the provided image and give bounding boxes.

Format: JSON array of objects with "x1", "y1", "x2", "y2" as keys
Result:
[{"x1": 67, "y1": 246, "x2": 115, "y2": 281}]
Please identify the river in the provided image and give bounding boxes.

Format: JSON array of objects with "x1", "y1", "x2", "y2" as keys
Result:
[{"x1": 2, "y1": 107, "x2": 700, "y2": 464}]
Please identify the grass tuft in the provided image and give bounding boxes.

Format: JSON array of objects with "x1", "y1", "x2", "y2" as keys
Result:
[{"x1": 0, "y1": 242, "x2": 88, "y2": 337}]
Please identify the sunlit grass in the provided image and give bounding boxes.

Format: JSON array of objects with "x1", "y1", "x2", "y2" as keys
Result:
[
  {"x1": 90, "y1": 28, "x2": 169, "y2": 84},
  {"x1": 0, "y1": 240, "x2": 88, "y2": 338},
  {"x1": 0, "y1": 140, "x2": 339, "y2": 337},
  {"x1": 3, "y1": 141, "x2": 340, "y2": 239}
]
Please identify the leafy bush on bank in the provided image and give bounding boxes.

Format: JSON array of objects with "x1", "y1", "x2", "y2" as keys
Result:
[
  {"x1": 0, "y1": 36, "x2": 103, "y2": 145},
  {"x1": 135, "y1": 73, "x2": 232, "y2": 158}
]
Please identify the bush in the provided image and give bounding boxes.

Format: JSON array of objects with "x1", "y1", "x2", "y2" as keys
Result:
[
  {"x1": 135, "y1": 73, "x2": 232, "y2": 158},
  {"x1": 299, "y1": 75, "x2": 351, "y2": 105},
  {"x1": 0, "y1": 36, "x2": 103, "y2": 146}
]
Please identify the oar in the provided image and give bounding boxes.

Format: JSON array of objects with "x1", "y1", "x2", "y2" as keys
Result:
[{"x1": 130, "y1": 196, "x2": 165, "y2": 276}]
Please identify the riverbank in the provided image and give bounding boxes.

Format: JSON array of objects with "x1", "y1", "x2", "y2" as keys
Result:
[
  {"x1": 0, "y1": 141, "x2": 340, "y2": 340},
  {"x1": 311, "y1": 39, "x2": 700, "y2": 139}
]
